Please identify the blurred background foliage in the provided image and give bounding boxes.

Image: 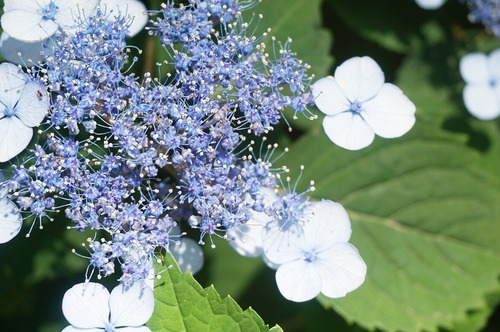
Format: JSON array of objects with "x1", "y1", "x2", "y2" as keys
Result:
[{"x1": 1, "y1": 0, "x2": 500, "y2": 331}]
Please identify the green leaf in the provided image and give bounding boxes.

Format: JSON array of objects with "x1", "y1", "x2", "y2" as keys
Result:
[
  {"x1": 277, "y1": 124, "x2": 500, "y2": 332},
  {"x1": 148, "y1": 253, "x2": 281, "y2": 332}
]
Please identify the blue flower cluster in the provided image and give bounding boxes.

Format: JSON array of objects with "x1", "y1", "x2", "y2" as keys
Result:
[
  {"x1": 0, "y1": 0, "x2": 314, "y2": 284},
  {"x1": 466, "y1": 0, "x2": 500, "y2": 37}
]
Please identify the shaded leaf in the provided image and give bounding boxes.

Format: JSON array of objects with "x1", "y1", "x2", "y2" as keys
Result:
[{"x1": 277, "y1": 124, "x2": 500, "y2": 331}]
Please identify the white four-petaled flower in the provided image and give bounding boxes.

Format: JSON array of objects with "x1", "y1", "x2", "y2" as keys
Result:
[
  {"x1": 62, "y1": 281, "x2": 154, "y2": 332},
  {"x1": 263, "y1": 200, "x2": 367, "y2": 302},
  {"x1": 1, "y1": 0, "x2": 99, "y2": 42},
  {"x1": 312, "y1": 56, "x2": 416, "y2": 150},
  {"x1": 0, "y1": 62, "x2": 49, "y2": 162},
  {"x1": 459, "y1": 49, "x2": 500, "y2": 120}
]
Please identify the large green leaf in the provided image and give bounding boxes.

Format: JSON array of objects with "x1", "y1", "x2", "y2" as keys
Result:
[
  {"x1": 148, "y1": 254, "x2": 282, "y2": 332},
  {"x1": 277, "y1": 124, "x2": 500, "y2": 331}
]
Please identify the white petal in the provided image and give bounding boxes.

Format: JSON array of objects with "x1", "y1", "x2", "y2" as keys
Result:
[
  {"x1": 0, "y1": 32, "x2": 50, "y2": 65},
  {"x1": 488, "y1": 48, "x2": 500, "y2": 80},
  {"x1": 316, "y1": 243, "x2": 367, "y2": 298},
  {"x1": 415, "y1": 0, "x2": 446, "y2": 9},
  {"x1": 262, "y1": 221, "x2": 305, "y2": 265},
  {"x1": 275, "y1": 260, "x2": 322, "y2": 302},
  {"x1": 1, "y1": 10, "x2": 59, "y2": 42},
  {"x1": 62, "y1": 326, "x2": 103, "y2": 332},
  {"x1": 362, "y1": 83, "x2": 416, "y2": 138},
  {"x1": 54, "y1": 0, "x2": 99, "y2": 29},
  {"x1": 62, "y1": 282, "x2": 110, "y2": 329},
  {"x1": 302, "y1": 201, "x2": 352, "y2": 245},
  {"x1": 116, "y1": 327, "x2": 151, "y2": 332},
  {"x1": 459, "y1": 53, "x2": 490, "y2": 84},
  {"x1": 463, "y1": 83, "x2": 500, "y2": 120},
  {"x1": 0, "y1": 62, "x2": 27, "y2": 110},
  {"x1": 15, "y1": 81, "x2": 49, "y2": 127},
  {"x1": 100, "y1": 0, "x2": 148, "y2": 37},
  {"x1": 311, "y1": 77, "x2": 351, "y2": 116},
  {"x1": 0, "y1": 117, "x2": 33, "y2": 162},
  {"x1": 322, "y1": 112, "x2": 375, "y2": 150},
  {"x1": 334, "y1": 56, "x2": 385, "y2": 103},
  {"x1": 0, "y1": 196, "x2": 22, "y2": 243},
  {"x1": 227, "y1": 210, "x2": 272, "y2": 257},
  {"x1": 170, "y1": 237, "x2": 204, "y2": 274},
  {"x1": 109, "y1": 282, "x2": 154, "y2": 327}
]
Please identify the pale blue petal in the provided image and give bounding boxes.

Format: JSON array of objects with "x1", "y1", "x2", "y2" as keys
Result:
[
  {"x1": 116, "y1": 327, "x2": 151, "y2": 332},
  {"x1": 415, "y1": 0, "x2": 446, "y2": 9},
  {"x1": 488, "y1": 49, "x2": 500, "y2": 80},
  {"x1": 110, "y1": 282, "x2": 154, "y2": 328},
  {"x1": 334, "y1": 56, "x2": 384, "y2": 103},
  {"x1": 0, "y1": 62, "x2": 27, "y2": 111},
  {"x1": 15, "y1": 81, "x2": 49, "y2": 127},
  {"x1": 0, "y1": 116, "x2": 33, "y2": 162},
  {"x1": 62, "y1": 327, "x2": 103, "y2": 332},
  {"x1": 100, "y1": 0, "x2": 148, "y2": 37},
  {"x1": 459, "y1": 53, "x2": 489, "y2": 84},
  {"x1": 362, "y1": 83, "x2": 416, "y2": 138},
  {"x1": 170, "y1": 237, "x2": 204, "y2": 274},
  {"x1": 1, "y1": 9, "x2": 58, "y2": 42},
  {"x1": 262, "y1": 221, "x2": 305, "y2": 265},
  {"x1": 302, "y1": 200, "x2": 352, "y2": 246},
  {"x1": 0, "y1": 196, "x2": 22, "y2": 244},
  {"x1": 62, "y1": 282, "x2": 110, "y2": 329},
  {"x1": 311, "y1": 77, "x2": 350, "y2": 116},
  {"x1": 463, "y1": 83, "x2": 500, "y2": 120},
  {"x1": 275, "y1": 260, "x2": 322, "y2": 302},
  {"x1": 322, "y1": 112, "x2": 375, "y2": 150},
  {"x1": 316, "y1": 243, "x2": 367, "y2": 299},
  {"x1": 0, "y1": 32, "x2": 49, "y2": 65}
]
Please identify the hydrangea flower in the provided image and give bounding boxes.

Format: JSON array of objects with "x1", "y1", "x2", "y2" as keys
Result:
[
  {"x1": 415, "y1": 0, "x2": 447, "y2": 9},
  {"x1": 62, "y1": 282, "x2": 154, "y2": 332},
  {"x1": 100, "y1": 0, "x2": 148, "y2": 37},
  {"x1": 466, "y1": 0, "x2": 500, "y2": 38},
  {"x1": 312, "y1": 56, "x2": 416, "y2": 150},
  {"x1": 263, "y1": 200, "x2": 367, "y2": 302},
  {"x1": 1, "y1": 0, "x2": 99, "y2": 42},
  {"x1": 459, "y1": 49, "x2": 500, "y2": 120},
  {"x1": 0, "y1": 187, "x2": 22, "y2": 243},
  {"x1": 0, "y1": 62, "x2": 49, "y2": 162},
  {"x1": 227, "y1": 188, "x2": 278, "y2": 257}
]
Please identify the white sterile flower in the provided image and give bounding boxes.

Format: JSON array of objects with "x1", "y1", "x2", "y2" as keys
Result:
[
  {"x1": 459, "y1": 49, "x2": 500, "y2": 120},
  {"x1": 170, "y1": 237, "x2": 204, "y2": 274},
  {"x1": 415, "y1": 0, "x2": 446, "y2": 10},
  {"x1": 1, "y1": 0, "x2": 99, "y2": 42},
  {"x1": 0, "y1": 62, "x2": 49, "y2": 162},
  {"x1": 227, "y1": 187, "x2": 278, "y2": 257},
  {"x1": 263, "y1": 200, "x2": 367, "y2": 302},
  {"x1": 62, "y1": 281, "x2": 154, "y2": 332},
  {"x1": 0, "y1": 32, "x2": 54, "y2": 65},
  {"x1": 169, "y1": 224, "x2": 204, "y2": 274},
  {"x1": 0, "y1": 187, "x2": 22, "y2": 244},
  {"x1": 312, "y1": 56, "x2": 416, "y2": 150},
  {"x1": 100, "y1": 0, "x2": 148, "y2": 37}
]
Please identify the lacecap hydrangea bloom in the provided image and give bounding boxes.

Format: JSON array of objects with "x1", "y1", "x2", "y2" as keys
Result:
[
  {"x1": 459, "y1": 49, "x2": 500, "y2": 120},
  {"x1": 0, "y1": 0, "x2": 368, "y2": 322},
  {"x1": 312, "y1": 56, "x2": 416, "y2": 150}
]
